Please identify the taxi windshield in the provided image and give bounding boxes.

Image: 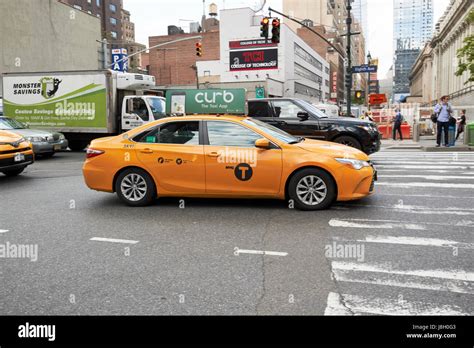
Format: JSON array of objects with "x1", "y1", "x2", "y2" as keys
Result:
[
  {"x1": 243, "y1": 118, "x2": 300, "y2": 144},
  {"x1": 0, "y1": 117, "x2": 26, "y2": 130}
]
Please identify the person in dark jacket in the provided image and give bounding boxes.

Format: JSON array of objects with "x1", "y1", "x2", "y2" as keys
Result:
[
  {"x1": 392, "y1": 108, "x2": 403, "y2": 140},
  {"x1": 456, "y1": 109, "x2": 467, "y2": 140}
]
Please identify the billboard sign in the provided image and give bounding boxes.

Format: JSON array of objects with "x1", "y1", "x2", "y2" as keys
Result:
[
  {"x1": 3, "y1": 73, "x2": 107, "y2": 129},
  {"x1": 166, "y1": 89, "x2": 246, "y2": 115},
  {"x1": 229, "y1": 39, "x2": 277, "y2": 49},
  {"x1": 111, "y1": 48, "x2": 128, "y2": 72},
  {"x1": 230, "y1": 48, "x2": 278, "y2": 71}
]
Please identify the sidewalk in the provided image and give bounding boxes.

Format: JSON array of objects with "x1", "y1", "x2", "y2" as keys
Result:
[{"x1": 382, "y1": 135, "x2": 473, "y2": 152}]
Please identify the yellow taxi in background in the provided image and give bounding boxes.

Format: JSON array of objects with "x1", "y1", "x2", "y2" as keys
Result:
[
  {"x1": 0, "y1": 130, "x2": 34, "y2": 176},
  {"x1": 83, "y1": 115, "x2": 376, "y2": 210}
]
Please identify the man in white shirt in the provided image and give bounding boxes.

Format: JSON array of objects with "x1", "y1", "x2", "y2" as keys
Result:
[{"x1": 434, "y1": 96, "x2": 453, "y2": 147}]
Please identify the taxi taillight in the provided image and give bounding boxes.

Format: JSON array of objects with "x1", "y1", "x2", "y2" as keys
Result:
[{"x1": 86, "y1": 148, "x2": 105, "y2": 159}]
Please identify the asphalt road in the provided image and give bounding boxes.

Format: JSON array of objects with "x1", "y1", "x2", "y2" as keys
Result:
[{"x1": 0, "y1": 149, "x2": 473, "y2": 315}]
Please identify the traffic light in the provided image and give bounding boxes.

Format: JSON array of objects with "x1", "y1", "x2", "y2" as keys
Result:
[
  {"x1": 345, "y1": 73, "x2": 352, "y2": 89},
  {"x1": 355, "y1": 90, "x2": 363, "y2": 99},
  {"x1": 195, "y1": 42, "x2": 202, "y2": 57},
  {"x1": 271, "y1": 18, "x2": 280, "y2": 44},
  {"x1": 260, "y1": 17, "x2": 270, "y2": 39}
]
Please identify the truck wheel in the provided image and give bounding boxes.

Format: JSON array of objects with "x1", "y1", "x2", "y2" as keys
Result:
[
  {"x1": 288, "y1": 168, "x2": 336, "y2": 211},
  {"x1": 69, "y1": 140, "x2": 88, "y2": 152},
  {"x1": 2, "y1": 167, "x2": 25, "y2": 177},
  {"x1": 334, "y1": 136, "x2": 361, "y2": 150},
  {"x1": 115, "y1": 168, "x2": 156, "y2": 207}
]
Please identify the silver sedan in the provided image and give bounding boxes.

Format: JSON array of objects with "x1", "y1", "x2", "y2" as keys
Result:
[{"x1": 0, "y1": 117, "x2": 68, "y2": 157}]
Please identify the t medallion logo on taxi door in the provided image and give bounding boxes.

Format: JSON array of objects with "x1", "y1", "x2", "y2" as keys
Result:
[{"x1": 234, "y1": 163, "x2": 253, "y2": 181}]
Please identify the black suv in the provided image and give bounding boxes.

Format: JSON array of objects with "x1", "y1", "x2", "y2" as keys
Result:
[{"x1": 248, "y1": 98, "x2": 381, "y2": 154}]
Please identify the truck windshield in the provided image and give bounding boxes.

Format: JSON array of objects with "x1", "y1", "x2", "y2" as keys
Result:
[
  {"x1": 146, "y1": 97, "x2": 166, "y2": 120},
  {"x1": 0, "y1": 117, "x2": 25, "y2": 130},
  {"x1": 297, "y1": 100, "x2": 329, "y2": 118}
]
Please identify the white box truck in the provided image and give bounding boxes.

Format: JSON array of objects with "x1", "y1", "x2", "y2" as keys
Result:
[{"x1": 2, "y1": 70, "x2": 166, "y2": 150}]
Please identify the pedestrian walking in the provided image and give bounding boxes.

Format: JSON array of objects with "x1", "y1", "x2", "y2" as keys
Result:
[
  {"x1": 456, "y1": 109, "x2": 467, "y2": 141},
  {"x1": 433, "y1": 95, "x2": 453, "y2": 147},
  {"x1": 392, "y1": 108, "x2": 403, "y2": 140}
]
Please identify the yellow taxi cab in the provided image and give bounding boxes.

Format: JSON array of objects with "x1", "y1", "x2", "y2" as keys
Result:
[
  {"x1": 0, "y1": 130, "x2": 34, "y2": 176},
  {"x1": 82, "y1": 115, "x2": 376, "y2": 210}
]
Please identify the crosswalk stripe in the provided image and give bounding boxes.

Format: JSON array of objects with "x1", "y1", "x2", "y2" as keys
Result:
[
  {"x1": 378, "y1": 175, "x2": 474, "y2": 180},
  {"x1": 332, "y1": 235, "x2": 474, "y2": 249},
  {"x1": 329, "y1": 218, "x2": 474, "y2": 229},
  {"x1": 376, "y1": 182, "x2": 474, "y2": 189},
  {"x1": 333, "y1": 270, "x2": 474, "y2": 295},
  {"x1": 331, "y1": 261, "x2": 474, "y2": 282},
  {"x1": 324, "y1": 292, "x2": 471, "y2": 315}
]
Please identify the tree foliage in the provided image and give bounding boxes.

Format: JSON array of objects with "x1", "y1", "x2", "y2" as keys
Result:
[{"x1": 455, "y1": 9, "x2": 474, "y2": 83}]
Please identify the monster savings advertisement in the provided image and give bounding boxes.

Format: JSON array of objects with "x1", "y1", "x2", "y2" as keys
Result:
[{"x1": 3, "y1": 74, "x2": 107, "y2": 129}]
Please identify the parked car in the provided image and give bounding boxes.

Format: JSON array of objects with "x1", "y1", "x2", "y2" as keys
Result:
[
  {"x1": 248, "y1": 98, "x2": 381, "y2": 154},
  {"x1": 0, "y1": 130, "x2": 34, "y2": 176},
  {"x1": 0, "y1": 116, "x2": 68, "y2": 157},
  {"x1": 83, "y1": 115, "x2": 376, "y2": 210}
]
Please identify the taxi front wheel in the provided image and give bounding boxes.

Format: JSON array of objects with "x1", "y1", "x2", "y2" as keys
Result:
[
  {"x1": 288, "y1": 168, "x2": 336, "y2": 211},
  {"x1": 115, "y1": 168, "x2": 156, "y2": 207}
]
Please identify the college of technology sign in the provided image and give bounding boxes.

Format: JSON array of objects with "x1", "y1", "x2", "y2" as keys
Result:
[
  {"x1": 229, "y1": 48, "x2": 278, "y2": 71},
  {"x1": 111, "y1": 48, "x2": 128, "y2": 72}
]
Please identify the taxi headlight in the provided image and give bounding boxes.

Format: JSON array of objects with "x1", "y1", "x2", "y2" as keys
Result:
[{"x1": 335, "y1": 158, "x2": 370, "y2": 170}]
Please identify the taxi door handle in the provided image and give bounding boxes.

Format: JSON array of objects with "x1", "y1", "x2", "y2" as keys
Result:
[
  {"x1": 207, "y1": 152, "x2": 220, "y2": 158},
  {"x1": 140, "y1": 148, "x2": 153, "y2": 154}
]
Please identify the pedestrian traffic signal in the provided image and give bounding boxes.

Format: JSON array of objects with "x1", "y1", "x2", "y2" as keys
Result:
[
  {"x1": 196, "y1": 42, "x2": 202, "y2": 57},
  {"x1": 271, "y1": 18, "x2": 280, "y2": 44},
  {"x1": 260, "y1": 17, "x2": 270, "y2": 39}
]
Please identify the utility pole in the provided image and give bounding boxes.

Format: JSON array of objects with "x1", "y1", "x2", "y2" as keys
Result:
[{"x1": 345, "y1": 0, "x2": 352, "y2": 118}]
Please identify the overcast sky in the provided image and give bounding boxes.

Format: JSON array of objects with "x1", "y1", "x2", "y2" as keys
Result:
[{"x1": 124, "y1": 0, "x2": 451, "y2": 76}]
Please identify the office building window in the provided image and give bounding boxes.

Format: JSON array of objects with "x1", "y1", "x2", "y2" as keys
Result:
[
  {"x1": 96, "y1": 0, "x2": 100, "y2": 6},
  {"x1": 109, "y1": 4, "x2": 117, "y2": 12},
  {"x1": 294, "y1": 44, "x2": 323, "y2": 71},
  {"x1": 110, "y1": 17, "x2": 117, "y2": 25},
  {"x1": 294, "y1": 63, "x2": 322, "y2": 84},
  {"x1": 111, "y1": 31, "x2": 117, "y2": 39}
]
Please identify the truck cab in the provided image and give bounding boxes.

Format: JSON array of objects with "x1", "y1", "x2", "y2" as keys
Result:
[{"x1": 121, "y1": 95, "x2": 166, "y2": 131}]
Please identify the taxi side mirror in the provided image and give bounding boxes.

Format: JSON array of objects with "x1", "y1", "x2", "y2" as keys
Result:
[{"x1": 255, "y1": 138, "x2": 271, "y2": 149}]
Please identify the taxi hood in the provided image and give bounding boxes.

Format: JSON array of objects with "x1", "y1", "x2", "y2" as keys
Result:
[
  {"x1": 296, "y1": 138, "x2": 369, "y2": 160},
  {"x1": 0, "y1": 130, "x2": 23, "y2": 143}
]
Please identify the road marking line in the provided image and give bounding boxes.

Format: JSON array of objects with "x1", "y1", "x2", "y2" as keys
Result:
[
  {"x1": 374, "y1": 162, "x2": 474, "y2": 165},
  {"x1": 329, "y1": 218, "x2": 426, "y2": 230},
  {"x1": 90, "y1": 237, "x2": 139, "y2": 244},
  {"x1": 334, "y1": 203, "x2": 474, "y2": 216},
  {"x1": 376, "y1": 182, "x2": 474, "y2": 189},
  {"x1": 376, "y1": 169, "x2": 474, "y2": 174},
  {"x1": 333, "y1": 235, "x2": 473, "y2": 249},
  {"x1": 331, "y1": 261, "x2": 474, "y2": 282},
  {"x1": 377, "y1": 192, "x2": 474, "y2": 199},
  {"x1": 379, "y1": 175, "x2": 474, "y2": 180},
  {"x1": 0, "y1": 229, "x2": 9, "y2": 233},
  {"x1": 375, "y1": 167, "x2": 474, "y2": 169},
  {"x1": 234, "y1": 248, "x2": 288, "y2": 257},
  {"x1": 333, "y1": 271, "x2": 474, "y2": 295},
  {"x1": 329, "y1": 218, "x2": 474, "y2": 228},
  {"x1": 324, "y1": 292, "x2": 470, "y2": 316}
]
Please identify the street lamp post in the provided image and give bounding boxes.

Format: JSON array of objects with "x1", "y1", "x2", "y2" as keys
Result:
[{"x1": 367, "y1": 51, "x2": 372, "y2": 109}]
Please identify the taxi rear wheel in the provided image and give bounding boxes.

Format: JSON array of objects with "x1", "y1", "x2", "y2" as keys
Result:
[
  {"x1": 288, "y1": 168, "x2": 336, "y2": 211},
  {"x1": 115, "y1": 168, "x2": 156, "y2": 207}
]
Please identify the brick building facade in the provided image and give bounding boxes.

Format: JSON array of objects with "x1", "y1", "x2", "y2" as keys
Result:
[{"x1": 148, "y1": 31, "x2": 220, "y2": 87}]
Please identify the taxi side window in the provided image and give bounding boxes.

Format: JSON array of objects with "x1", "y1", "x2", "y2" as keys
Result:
[
  {"x1": 207, "y1": 121, "x2": 262, "y2": 147},
  {"x1": 134, "y1": 121, "x2": 199, "y2": 145}
]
